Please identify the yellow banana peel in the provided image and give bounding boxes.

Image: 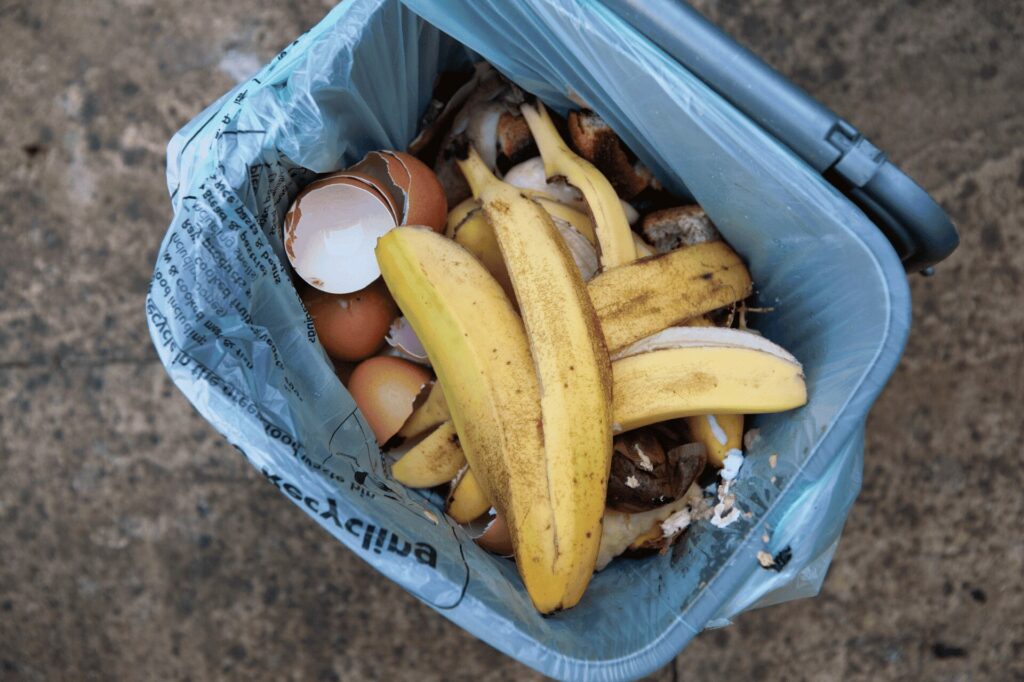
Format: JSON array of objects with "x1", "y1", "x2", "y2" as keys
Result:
[
  {"x1": 391, "y1": 421, "x2": 464, "y2": 488},
  {"x1": 458, "y1": 147, "x2": 612, "y2": 612}
]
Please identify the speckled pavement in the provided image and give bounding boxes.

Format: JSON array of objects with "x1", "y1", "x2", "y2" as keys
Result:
[{"x1": 1, "y1": 1, "x2": 1021, "y2": 680}]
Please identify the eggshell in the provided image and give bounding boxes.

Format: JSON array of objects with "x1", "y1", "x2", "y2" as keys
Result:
[
  {"x1": 345, "y1": 151, "x2": 448, "y2": 234},
  {"x1": 476, "y1": 513, "x2": 514, "y2": 556},
  {"x1": 284, "y1": 174, "x2": 397, "y2": 294},
  {"x1": 344, "y1": 153, "x2": 407, "y2": 219},
  {"x1": 383, "y1": 151, "x2": 448, "y2": 233},
  {"x1": 385, "y1": 316, "x2": 429, "y2": 365},
  {"x1": 305, "y1": 279, "x2": 397, "y2": 361},
  {"x1": 328, "y1": 171, "x2": 401, "y2": 223},
  {"x1": 347, "y1": 356, "x2": 432, "y2": 444}
]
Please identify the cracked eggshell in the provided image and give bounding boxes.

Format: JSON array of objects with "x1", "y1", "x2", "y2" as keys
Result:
[
  {"x1": 346, "y1": 151, "x2": 448, "y2": 233},
  {"x1": 381, "y1": 151, "x2": 448, "y2": 233},
  {"x1": 385, "y1": 316, "x2": 430, "y2": 365},
  {"x1": 284, "y1": 152, "x2": 447, "y2": 295},
  {"x1": 475, "y1": 512, "x2": 514, "y2": 556},
  {"x1": 284, "y1": 174, "x2": 398, "y2": 294},
  {"x1": 304, "y1": 279, "x2": 397, "y2": 362},
  {"x1": 346, "y1": 356, "x2": 432, "y2": 445}
]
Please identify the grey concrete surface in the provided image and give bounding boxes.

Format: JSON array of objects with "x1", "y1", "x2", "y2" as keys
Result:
[{"x1": 0, "y1": 1, "x2": 1021, "y2": 680}]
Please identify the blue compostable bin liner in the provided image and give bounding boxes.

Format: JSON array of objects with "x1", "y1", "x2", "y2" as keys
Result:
[{"x1": 147, "y1": 1, "x2": 945, "y2": 678}]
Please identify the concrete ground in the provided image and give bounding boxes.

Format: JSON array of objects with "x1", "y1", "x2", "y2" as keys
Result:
[{"x1": 1, "y1": 1, "x2": 1021, "y2": 679}]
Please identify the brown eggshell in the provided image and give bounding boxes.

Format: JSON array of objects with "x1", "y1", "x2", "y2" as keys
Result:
[
  {"x1": 347, "y1": 356, "x2": 432, "y2": 445},
  {"x1": 475, "y1": 513, "x2": 514, "y2": 556},
  {"x1": 327, "y1": 172, "x2": 401, "y2": 223},
  {"x1": 383, "y1": 151, "x2": 448, "y2": 233},
  {"x1": 340, "y1": 155, "x2": 406, "y2": 221},
  {"x1": 304, "y1": 279, "x2": 398, "y2": 361}
]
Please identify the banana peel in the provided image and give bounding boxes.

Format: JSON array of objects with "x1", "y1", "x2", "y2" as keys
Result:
[
  {"x1": 398, "y1": 380, "x2": 451, "y2": 439},
  {"x1": 394, "y1": 114, "x2": 804, "y2": 601},
  {"x1": 446, "y1": 207, "x2": 751, "y2": 353},
  {"x1": 683, "y1": 316, "x2": 743, "y2": 468},
  {"x1": 535, "y1": 198, "x2": 596, "y2": 244},
  {"x1": 532, "y1": 196, "x2": 654, "y2": 261},
  {"x1": 416, "y1": 325, "x2": 805, "y2": 514},
  {"x1": 687, "y1": 414, "x2": 744, "y2": 469},
  {"x1": 521, "y1": 101, "x2": 637, "y2": 268},
  {"x1": 391, "y1": 326, "x2": 804, "y2": 465},
  {"x1": 391, "y1": 421, "x2": 464, "y2": 488},
  {"x1": 590, "y1": 240, "x2": 753, "y2": 353},
  {"x1": 612, "y1": 326, "x2": 806, "y2": 433},
  {"x1": 376, "y1": 227, "x2": 549, "y2": 581},
  {"x1": 452, "y1": 207, "x2": 517, "y2": 301},
  {"x1": 446, "y1": 467, "x2": 491, "y2": 524},
  {"x1": 458, "y1": 146, "x2": 612, "y2": 612}
]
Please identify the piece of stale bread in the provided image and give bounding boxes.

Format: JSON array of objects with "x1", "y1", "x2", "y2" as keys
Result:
[
  {"x1": 568, "y1": 110, "x2": 651, "y2": 199},
  {"x1": 641, "y1": 205, "x2": 722, "y2": 254}
]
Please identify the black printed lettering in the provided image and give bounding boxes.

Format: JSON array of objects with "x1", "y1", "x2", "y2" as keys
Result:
[
  {"x1": 414, "y1": 543, "x2": 437, "y2": 568},
  {"x1": 282, "y1": 483, "x2": 302, "y2": 501},
  {"x1": 261, "y1": 468, "x2": 282, "y2": 490},
  {"x1": 318, "y1": 497, "x2": 342, "y2": 529},
  {"x1": 344, "y1": 518, "x2": 362, "y2": 537},
  {"x1": 373, "y1": 527, "x2": 387, "y2": 554},
  {"x1": 386, "y1": 535, "x2": 412, "y2": 557}
]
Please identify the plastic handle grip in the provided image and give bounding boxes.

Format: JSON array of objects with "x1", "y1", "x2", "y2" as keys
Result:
[{"x1": 600, "y1": 0, "x2": 959, "y2": 271}]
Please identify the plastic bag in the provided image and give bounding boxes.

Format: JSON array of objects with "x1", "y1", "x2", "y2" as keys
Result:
[{"x1": 148, "y1": 1, "x2": 911, "y2": 679}]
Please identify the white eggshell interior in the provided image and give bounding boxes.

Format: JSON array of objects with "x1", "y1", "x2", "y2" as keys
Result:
[{"x1": 288, "y1": 183, "x2": 397, "y2": 293}]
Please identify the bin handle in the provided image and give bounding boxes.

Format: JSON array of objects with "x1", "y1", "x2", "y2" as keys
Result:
[{"x1": 600, "y1": 0, "x2": 959, "y2": 273}]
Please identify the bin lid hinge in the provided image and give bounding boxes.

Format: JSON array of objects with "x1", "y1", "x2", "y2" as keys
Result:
[{"x1": 826, "y1": 121, "x2": 886, "y2": 188}]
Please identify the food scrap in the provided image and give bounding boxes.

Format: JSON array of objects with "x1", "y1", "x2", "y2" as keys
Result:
[
  {"x1": 710, "y1": 480, "x2": 742, "y2": 529},
  {"x1": 720, "y1": 449, "x2": 745, "y2": 481}
]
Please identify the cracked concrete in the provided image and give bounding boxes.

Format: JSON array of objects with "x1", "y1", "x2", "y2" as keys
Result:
[{"x1": 1, "y1": 0, "x2": 1021, "y2": 680}]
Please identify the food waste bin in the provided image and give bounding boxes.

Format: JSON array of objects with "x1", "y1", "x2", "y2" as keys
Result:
[{"x1": 147, "y1": 1, "x2": 958, "y2": 679}]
